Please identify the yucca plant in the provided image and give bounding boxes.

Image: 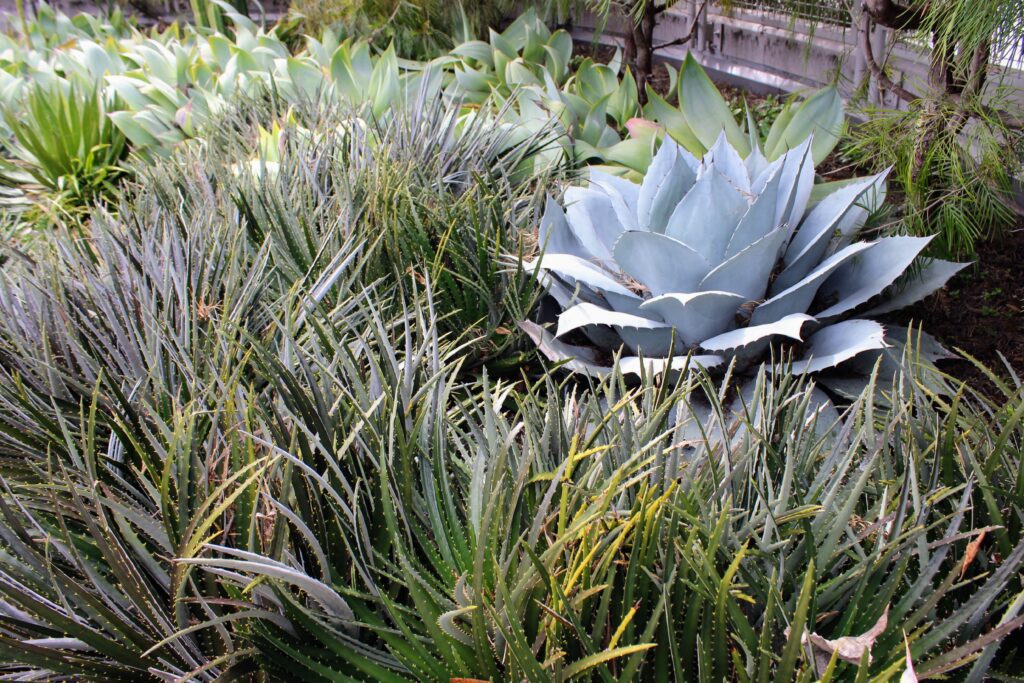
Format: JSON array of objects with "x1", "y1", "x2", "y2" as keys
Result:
[
  {"x1": 173, "y1": 312, "x2": 1024, "y2": 680},
  {"x1": 523, "y1": 133, "x2": 967, "y2": 391}
]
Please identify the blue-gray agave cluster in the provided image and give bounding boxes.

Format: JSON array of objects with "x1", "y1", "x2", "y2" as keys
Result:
[{"x1": 523, "y1": 134, "x2": 967, "y2": 381}]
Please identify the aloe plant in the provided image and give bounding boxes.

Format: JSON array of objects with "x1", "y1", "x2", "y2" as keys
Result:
[{"x1": 524, "y1": 133, "x2": 968, "y2": 387}]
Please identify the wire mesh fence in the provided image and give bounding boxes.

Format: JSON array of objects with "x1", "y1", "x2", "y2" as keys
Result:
[{"x1": 724, "y1": 0, "x2": 852, "y2": 27}]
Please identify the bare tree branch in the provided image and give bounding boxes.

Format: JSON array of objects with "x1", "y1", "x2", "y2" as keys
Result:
[
  {"x1": 653, "y1": 0, "x2": 707, "y2": 51},
  {"x1": 860, "y1": 9, "x2": 921, "y2": 103}
]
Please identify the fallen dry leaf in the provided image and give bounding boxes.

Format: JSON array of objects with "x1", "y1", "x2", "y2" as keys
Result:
[
  {"x1": 804, "y1": 605, "x2": 889, "y2": 673},
  {"x1": 960, "y1": 530, "x2": 987, "y2": 579}
]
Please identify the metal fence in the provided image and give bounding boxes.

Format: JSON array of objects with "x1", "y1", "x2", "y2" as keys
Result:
[{"x1": 725, "y1": 0, "x2": 851, "y2": 27}]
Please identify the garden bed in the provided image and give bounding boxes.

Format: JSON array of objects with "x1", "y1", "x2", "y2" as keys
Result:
[{"x1": 904, "y1": 216, "x2": 1024, "y2": 393}]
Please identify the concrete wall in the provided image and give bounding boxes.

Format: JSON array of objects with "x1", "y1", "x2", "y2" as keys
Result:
[{"x1": 571, "y1": 3, "x2": 1024, "y2": 109}]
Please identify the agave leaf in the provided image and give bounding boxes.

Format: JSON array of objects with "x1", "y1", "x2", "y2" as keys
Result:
[
  {"x1": 618, "y1": 353, "x2": 725, "y2": 376},
  {"x1": 678, "y1": 53, "x2": 749, "y2": 155},
  {"x1": 564, "y1": 187, "x2": 626, "y2": 259},
  {"x1": 546, "y1": 30, "x2": 573, "y2": 79},
  {"x1": 722, "y1": 163, "x2": 784, "y2": 260},
  {"x1": 762, "y1": 99, "x2": 796, "y2": 160},
  {"x1": 599, "y1": 139, "x2": 655, "y2": 174},
  {"x1": 528, "y1": 253, "x2": 635, "y2": 299},
  {"x1": 701, "y1": 313, "x2": 814, "y2": 352},
  {"x1": 786, "y1": 319, "x2": 888, "y2": 374},
  {"x1": 588, "y1": 169, "x2": 639, "y2": 231},
  {"x1": 643, "y1": 88, "x2": 703, "y2": 157},
  {"x1": 607, "y1": 69, "x2": 639, "y2": 128},
  {"x1": 698, "y1": 227, "x2": 788, "y2": 302},
  {"x1": 520, "y1": 320, "x2": 718, "y2": 376},
  {"x1": 864, "y1": 259, "x2": 969, "y2": 316},
  {"x1": 744, "y1": 144, "x2": 771, "y2": 181},
  {"x1": 505, "y1": 59, "x2": 540, "y2": 88},
  {"x1": 770, "y1": 87, "x2": 844, "y2": 164},
  {"x1": 520, "y1": 320, "x2": 610, "y2": 376},
  {"x1": 752, "y1": 242, "x2": 873, "y2": 326},
  {"x1": 664, "y1": 170, "x2": 749, "y2": 259},
  {"x1": 613, "y1": 230, "x2": 711, "y2": 296},
  {"x1": 774, "y1": 137, "x2": 815, "y2": 232},
  {"x1": 555, "y1": 302, "x2": 669, "y2": 338},
  {"x1": 451, "y1": 40, "x2": 494, "y2": 67},
  {"x1": 640, "y1": 291, "x2": 746, "y2": 347},
  {"x1": 705, "y1": 131, "x2": 751, "y2": 193},
  {"x1": 637, "y1": 139, "x2": 699, "y2": 232},
  {"x1": 774, "y1": 171, "x2": 888, "y2": 293},
  {"x1": 815, "y1": 236, "x2": 934, "y2": 320},
  {"x1": 286, "y1": 57, "x2": 324, "y2": 98},
  {"x1": 589, "y1": 168, "x2": 640, "y2": 211},
  {"x1": 369, "y1": 45, "x2": 399, "y2": 118}
]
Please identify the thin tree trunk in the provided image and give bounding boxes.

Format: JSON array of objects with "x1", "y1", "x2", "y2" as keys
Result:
[{"x1": 634, "y1": 2, "x2": 658, "y2": 104}]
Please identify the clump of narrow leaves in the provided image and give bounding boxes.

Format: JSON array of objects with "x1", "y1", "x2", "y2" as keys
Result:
[
  {"x1": 0, "y1": 83, "x2": 127, "y2": 219},
  {"x1": 0, "y1": 96, "x2": 1022, "y2": 680}
]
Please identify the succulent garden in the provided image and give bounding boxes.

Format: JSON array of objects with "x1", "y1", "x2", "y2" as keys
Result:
[{"x1": 0, "y1": 1, "x2": 1022, "y2": 680}]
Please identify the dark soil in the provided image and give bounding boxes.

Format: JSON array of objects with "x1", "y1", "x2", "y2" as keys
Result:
[{"x1": 899, "y1": 219, "x2": 1024, "y2": 396}]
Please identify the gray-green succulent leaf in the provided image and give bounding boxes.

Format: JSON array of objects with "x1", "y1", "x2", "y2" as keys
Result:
[{"x1": 528, "y1": 135, "x2": 966, "y2": 385}]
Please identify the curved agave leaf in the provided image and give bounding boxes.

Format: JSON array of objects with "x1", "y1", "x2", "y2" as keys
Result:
[
  {"x1": 752, "y1": 242, "x2": 874, "y2": 326},
  {"x1": 664, "y1": 170, "x2": 749, "y2": 258},
  {"x1": 743, "y1": 145, "x2": 772, "y2": 192},
  {"x1": 786, "y1": 319, "x2": 888, "y2": 375},
  {"x1": 643, "y1": 88, "x2": 704, "y2": 157},
  {"x1": 520, "y1": 320, "x2": 722, "y2": 377},
  {"x1": 589, "y1": 168, "x2": 640, "y2": 208},
  {"x1": 775, "y1": 170, "x2": 887, "y2": 293},
  {"x1": 705, "y1": 131, "x2": 751, "y2": 193},
  {"x1": 640, "y1": 291, "x2": 747, "y2": 347},
  {"x1": 723, "y1": 164, "x2": 784, "y2": 260},
  {"x1": 698, "y1": 227, "x2": 788, "y2": 302},
  {"x1": 618, "y1": 352, "x2": 725, "y2": 376},
  {"x1": 678, "y1": 52, "x2": 749, "y2": 155},
  {"x1": 864, "y1": 258, "x2": 970, "y2": 316},
  {"x1": 816, "y1": 236, "x2": 933, "y2": 320},
  {"x1": 774, "y1": 136, "x2": 815, "y2": 231},
  {"x1": 637, "y1": 139, "x2": 699, "y2": 232},
  {"x1": 765, "y1": 87, "x2": 844, "y2": 164},
  {"x1": 588, "y1": 169, "x2": 639, "y2": 231},
  {"x1": 555, "y1": 302, "x2": 670, "y2": 338},
  {"x1": 564, "y1": 186, "x2": 626, "y2": 259},
  {"x1": 701, "y1": 313, "x2": 814, "y2": 352},
  {"x1": 537, "y1": 197, "x2": 583, "y2": 256},
  {"x1": 614, "y1": 231, "x2": 710, "y2": 296},
  {"x1": 528, "y1": 253, "x2": 635, "y2": 299}
]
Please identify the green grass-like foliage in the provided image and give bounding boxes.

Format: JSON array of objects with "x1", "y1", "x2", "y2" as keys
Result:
[
  {"x1": 0, "y1": 96, "x2": 1022, "y2": 680},
  {"x1": 844, "y1": 101, "x2": 1023, "y2": 259},
  {"x1": 0, "y1": 83, "x2": 127, "y2": 220}
]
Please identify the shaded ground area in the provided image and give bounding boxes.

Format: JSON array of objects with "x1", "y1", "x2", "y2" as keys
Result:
[{"x1": 901, "y1": 221, "x2": 1024, "y2": 393}]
